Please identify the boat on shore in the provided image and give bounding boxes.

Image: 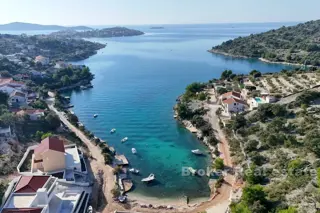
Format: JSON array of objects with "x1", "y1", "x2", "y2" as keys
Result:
[
  {"x1": 93, "y1": 114, "x2": 98, "y2": 118},
  {"x1": 132, "y1": 148, "x2": 137, "y2": 154},
  {"x1": 129, "y1": 168, "x2": 139, "y2": 174},
  {"x1": 191, "y1": 149, "x2": 203, "y2": 155},
  {"x1": 121, "y1": 137, "x2": 128, "y2": 143},
  {"x1": 110, "y1": 128, "x2": 116, "y2": 134},
  {"x1": 141, "y1": 173, "x2": 155, "y2": 182}
]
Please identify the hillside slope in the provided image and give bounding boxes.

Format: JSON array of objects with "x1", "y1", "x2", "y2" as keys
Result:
[{"x1": 210, "y1": 20, "x2": 320, "y2": 66}]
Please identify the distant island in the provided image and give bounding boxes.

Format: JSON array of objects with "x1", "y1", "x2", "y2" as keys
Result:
[
  {"x1": 209, "y1": 20, "x2": 320, "y2": 66},
  {"x1": 50, "y1": 27, "x2": 144, "y2": 38},
  {"x1": 150, "y1": 27, "x2": 164, "y2": 29},
  {"x1": 0, "y1": 22, "x2": 92, "y2": 31}
]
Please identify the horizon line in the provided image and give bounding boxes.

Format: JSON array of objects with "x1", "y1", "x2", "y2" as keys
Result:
[{"x1": 0, "y1": 19, "x2": 311, "y2": 27}]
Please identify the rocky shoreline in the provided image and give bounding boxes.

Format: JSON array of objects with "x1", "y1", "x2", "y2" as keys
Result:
[{"x1": 208, "y1": 49, "x2": 305, "y2": 67}]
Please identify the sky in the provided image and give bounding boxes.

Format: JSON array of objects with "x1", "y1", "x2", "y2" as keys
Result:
[{"x1": 0, "y1": 0, "x2": 319, "y2": 26}]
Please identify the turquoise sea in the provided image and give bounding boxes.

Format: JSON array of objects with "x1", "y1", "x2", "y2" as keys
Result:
[{"x1": 59, "y1": 23, "x2": 294, "y2": 200}]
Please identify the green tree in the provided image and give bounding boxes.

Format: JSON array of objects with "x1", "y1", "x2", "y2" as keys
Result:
[
  {"x1": 221, "y1": 70, "x2": 233, "y2": 80},
  {"x1": 232, "y1": 114, "x2": 247, "y2": 130},
  {"x1": 245, "y1": 165, "x2": 264, "y2": 184},
  {"x1": 45, "y1": 112, "x2": 61, "y2": 130},
  {"x1": 242, "y1": 185, "x2": 267, "y2": 206},
  {"x1": 213, "y1": 158, "x2": 224, "y2": 170},
  {"x1": 230, "y1": 201, "x2": 251, "y2": 213},
  {"x1": 0, "y1": 91, "x2": 9, "y2": 105},
  {"x1": 244, "y1": 140, "x2": 259, "y2": 152},
  {"x1": 61, "y1": 75, "x2": 71, "y2": 86},
  {"x1": 278, "y1": 207, "x2": 298, "y2": 213},
  {"x1": 198, "y1": 92, "x2": 207, "y2": 101}
]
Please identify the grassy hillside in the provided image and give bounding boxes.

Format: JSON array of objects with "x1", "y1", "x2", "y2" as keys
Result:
[{"x1": 210, "y1": 20, "x2": 320, "y2": 66}]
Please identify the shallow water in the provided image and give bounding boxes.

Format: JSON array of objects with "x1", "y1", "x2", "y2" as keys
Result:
[{"x1": 66, "y1": 23, "x2": 294, "y2": 199}]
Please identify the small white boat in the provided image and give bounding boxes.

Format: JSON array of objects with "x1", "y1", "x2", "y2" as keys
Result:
[
  {"x1": 110, "y1": 128, "x2": 116, "y2": 134},
  {"x1": 141, "y1": 173, "x2": 155, "y2": 182},
  {"x1": 121, "y1": 137, "x2": 128, "y2": 143},
  {"x1": 93, "y1": 114, "x2": 98, "y2": 118},
  {"x1": 129, "y1": 168, "x2": 140, "y2": 174},
  {"x1": 132, "y1": 148, "x2": 137, "y2": 154},
  {"x1": 191, "y1": 149, "x2": 203, "y2": 155}
]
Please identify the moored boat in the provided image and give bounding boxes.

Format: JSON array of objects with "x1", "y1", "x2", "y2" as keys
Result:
[
  {"x1": 121, "y1": 137, "x2": 128, "y2": 143},
  {"x1": 191, "y1": 149, "x2": 203, "y2": 155},
  {"x1": 110, "y1": 128, "x2": 116, "y2": 133},
  {"x1": 141, "y1": 173, "x2": 155, "y2": 182},
  {"x1": 129, "y1": 168, "x2": 139, "y2": 174},
  {"x1": 93, "y1": 114, "x2": 98, "y2": 118},
  {"x1": 132, "y1": 148, "x2": 137, "y2": 154}
]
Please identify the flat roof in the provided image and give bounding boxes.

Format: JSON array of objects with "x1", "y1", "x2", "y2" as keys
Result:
[
  {"x1": 65, "y1": 147, "x2": 81, "y2": 171},
  {"x1": 5, "y1": 194, "x2": 36, "y2": 208}
]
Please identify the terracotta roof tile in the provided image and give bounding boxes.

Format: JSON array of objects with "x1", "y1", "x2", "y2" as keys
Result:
[
  {"x1": 223, "y1": 98, "x2": 247, "y2": 105},
  {"x1": 14, "y1": 176, "x2": 49, "y2": 193},
  {"x1": 1, "y1": 208, "x2": 43, "y2": 213},
  {"x1": 221, "y1": 91, "x2": 241, "y2": 99},
  {"x1": 34, "y1": 137, "x2": 65, "y2": 154}
]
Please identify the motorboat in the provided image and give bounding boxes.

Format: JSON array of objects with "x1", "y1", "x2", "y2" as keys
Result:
[
  {"x1": 110, "y1": 128, "x2": 116, "y2": 134},
  {"x1": 129, "y1": 168, "x2": 140, "y2": 174},
  {"x1": 141, "y1": 173, "x2": 155, "y2": 182},
  {"x1": 132, "y1": 148, "x2": 137, "y2": 154},
  {"x1": 121, "y1": 137, "x2": 128, "y2": 143},
  {"x1": 93, "y1": 114, "x2": 98, "y2": 118},
  {"x1": 191, "y1": 149, "x2": 203, "y2": 155}
]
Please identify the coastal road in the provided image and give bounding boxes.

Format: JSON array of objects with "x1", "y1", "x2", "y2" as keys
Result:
[
  {"x1": 47, "y1": 98, "x2": 128, "y2": 213},
  {"x1": 47, "y1": 97, "x2": 234, "y2": 213}
]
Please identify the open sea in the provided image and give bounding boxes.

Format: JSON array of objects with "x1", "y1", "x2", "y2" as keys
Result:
[{"x1": 0, "y1": 22, "x2": 296, "y2": 200}]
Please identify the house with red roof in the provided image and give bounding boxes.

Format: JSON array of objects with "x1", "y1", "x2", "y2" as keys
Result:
[
  {"x1": 220, "y1": 91, "x2": 243, "y2": 101},
  {"x1": 28, "y1": 137, "x2": 83, "y2": 177},
  {"x1": 222, "y1": 97, "x2": 247, "y2": 115},
  {"x1": 32, "y1": 137, "x2": 66, "y2": 173}
]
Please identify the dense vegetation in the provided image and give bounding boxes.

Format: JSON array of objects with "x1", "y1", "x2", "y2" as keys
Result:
[
  {"x1": 225, "y1": 91, "x2": 320, "y2": 212},
  {"x1": 50, "y1": 27, "x2": 144, "y2": 38},
  {"x1": 211, "y1": 20, "x2": 320, "y2": 66},
  {"x1": 0, "y1": 34, "x2": 105, "y2": 61}
]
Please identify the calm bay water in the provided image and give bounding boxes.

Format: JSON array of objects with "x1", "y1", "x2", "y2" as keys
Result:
[{"x1": 61, "y1": 23, "x2": 295, "y2": 199}]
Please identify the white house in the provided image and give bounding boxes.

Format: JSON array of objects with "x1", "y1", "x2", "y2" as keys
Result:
[
  {"x1": 35, "y1": 55, "x2": 50, "y2": 65},
  {"x1": 0, "y1": 85, "x2": 20, "y2": 95},
  {"x1": 222, "y1": 98, "x2": 247, "y2": 115},
  {"x1": 54, "y1": 61, "x2": 68, "y2": 69},
  {"x1": 16, "y1": 109, "x2": 45, "y2": 120},
  {"x1": 9, "y1": 91, "x2": 27, "y2": 107},
  {"x1": 0, "y1": 175, "x2": 91, "y2": 213}
]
